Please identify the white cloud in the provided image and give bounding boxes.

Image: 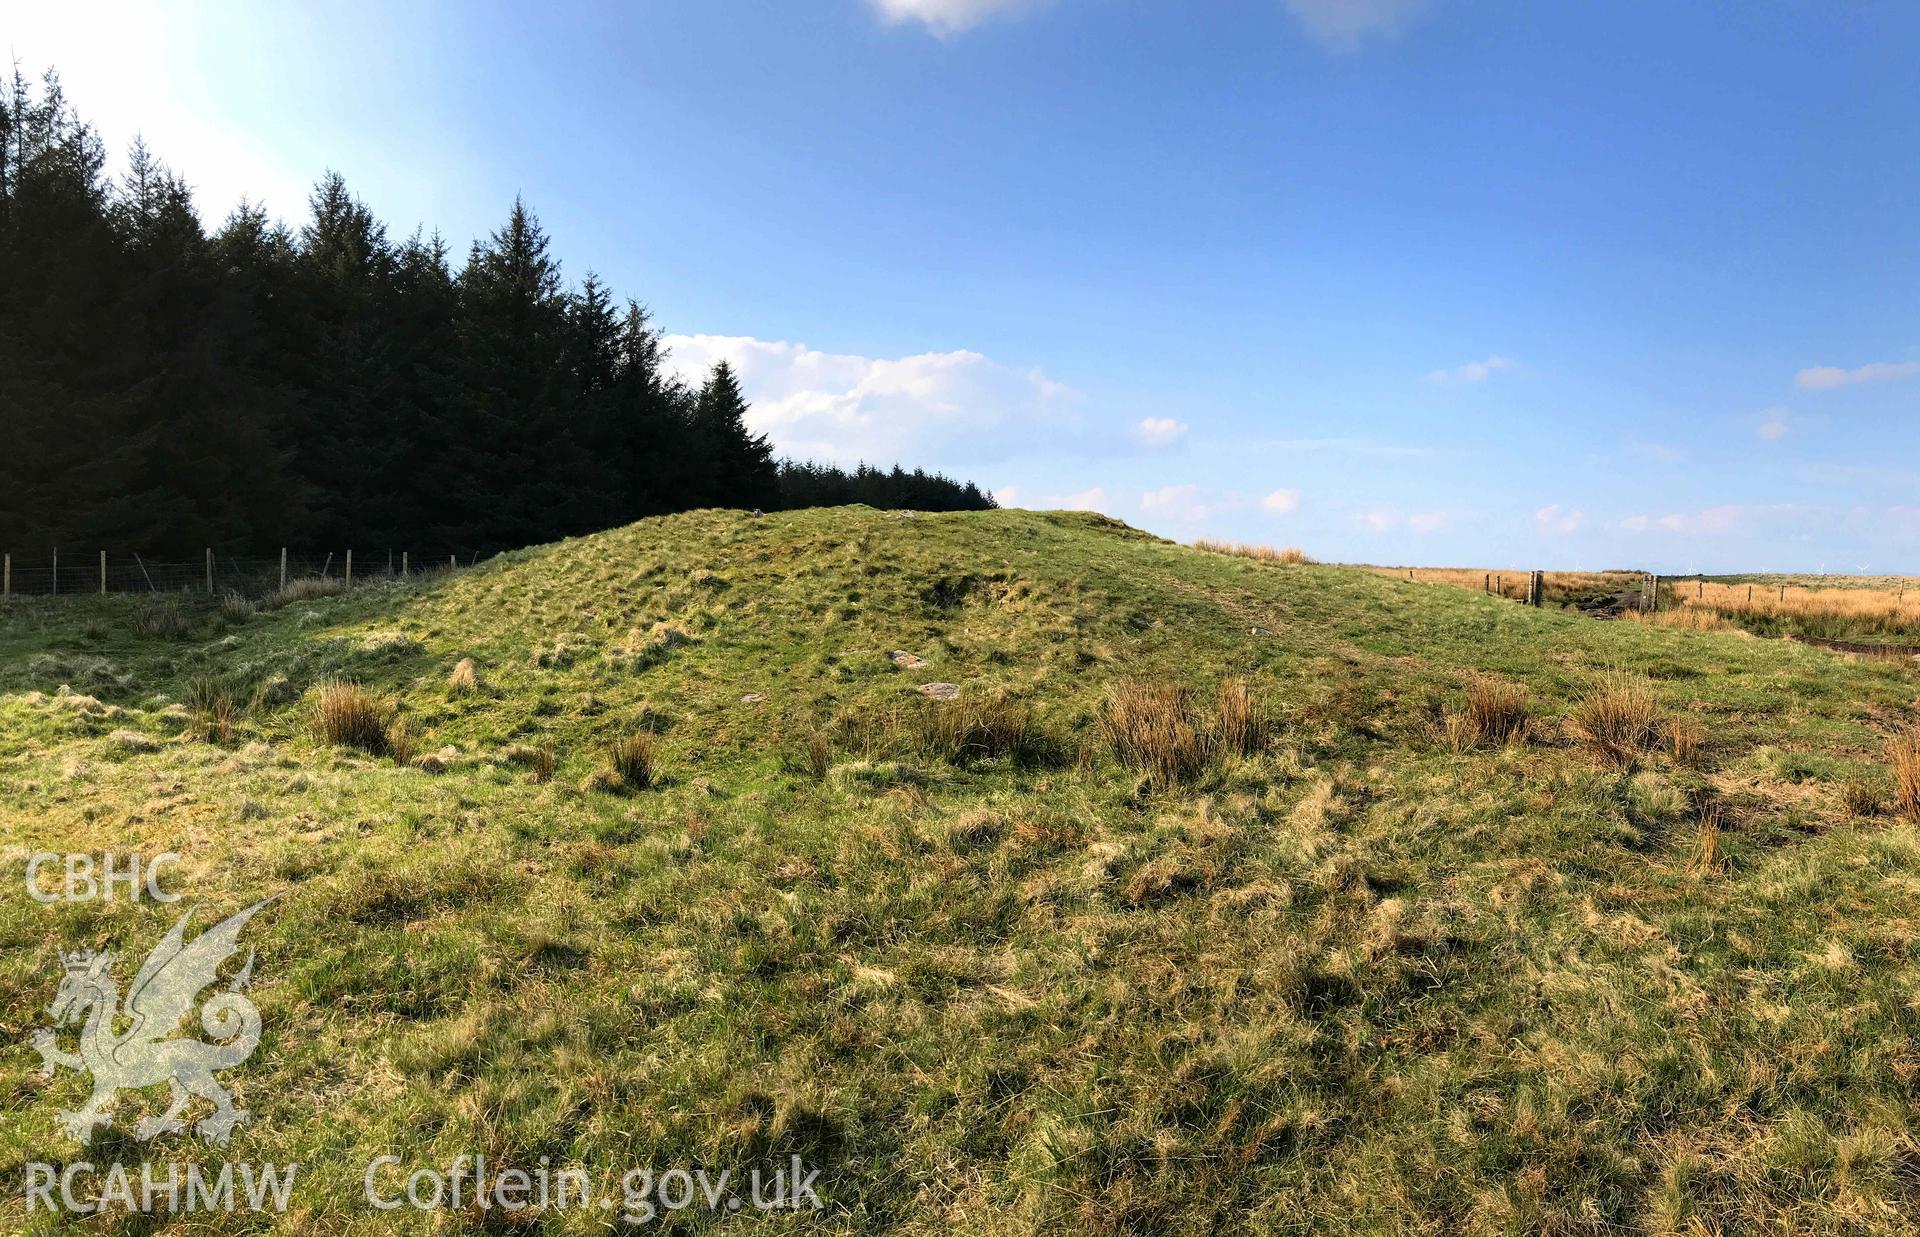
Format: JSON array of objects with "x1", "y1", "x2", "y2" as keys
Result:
[
  {"x1": 1281, "y1": 0, "x2": 1429, "y2": 48},
  {"x1": 1139, "y1": 484, "x2": 1213, "y2": 523},
  {"x1": 1425, "y1": 355, "x2": 1516, "y2": 384},
  {"x1": 1756, "y1": 407, "x2": 1792, "y2": 440},
  {"x1": 991, "y1": 485, "x2": 1116, "y2": 515},
  {"x1": 867, "y1": 0, "x2": 1044, "y2": 35},
  {"x1": 1621, "y1": 504, "x2": 1808, "y2": 536},
  {"x1": 1134, "y1": 417, "x2": 1189, "y2": 448},
  {"x1": 1249, "y1": 436, "x2": 1441, "y2": 458},
  {"x1": 1360, "y1": 507, "x2": 1455, "y2": 534},
  {"x1": 1061, "y1": 487, "x2": 1113, "y2": 513},
  {"x1": 1261, "y1": 488, "x2": 1302, "y2": 515},
  {"x1": 661, "y1": 334, "x2": 1079, "y2": 468},
  {"x1": 1535, "y1": 504, "x2": 1585, "y2": 536},
  {"x1": 1795, "y1": 360, "x2": 1920, "y2": 390}
]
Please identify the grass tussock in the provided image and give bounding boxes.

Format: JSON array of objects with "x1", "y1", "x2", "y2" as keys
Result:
[
  {"x1": 1443, "y1": 675, "x2": 1529, "y2": 751},
  {"x1": 607, "y1": 730, "x2": 657, "y2": 791},
  {"x1": 1100, "y1": 681, "x2": 1210, "y2": 787},
  {"x1": 1212, "y1": 677, "x2": 1266, "y2": 758},
  {"x1": 130, "y1": 600, "x2": 195, "y2": 639},
  {"x1": 1194, "y1": 539, "x2": 1310, "y2": 565},
  {"x1": 917, "y1": 696, "x2": 1041, "y2": 766},
  {"x1": 1099, "y1": 677, "x2": 1270, "y2": 786},
  {"x1": 385, "y1": 718, "x2": 419, "y2": 767},
  {"x1": 183, "y1": 674, "x2": 237, "y2": 744},
  {"x1": 1889, "y1": 729, "x2": 1920, "y2": 821},
  {"x1": 802, "y1": 728, "x2": 833, "y2": 781},
  {"x1": 310, "y1": 680, "x2": 394, "y2": 753},
  {"x1": 219, "y1": 591, "x2": 257, "y2": 623},
  {"x1": 1666, "y1": 716, "x2": 1705, "y2": 766},
  {"x1": 447, "y1": 657, "x2": 481, "y2": 694},
  {"x1": 1841, "y1": 776, "x2": 1886, "y2": 818},
  {"x1": 1565, "y1": 675, "x2": 1664, "y2": 769},
  {"x1": 267, "y1": 576, "x2": 348, "y2": 608}
]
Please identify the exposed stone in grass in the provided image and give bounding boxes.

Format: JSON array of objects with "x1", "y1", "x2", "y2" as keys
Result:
[
  {"x1": 918, "y1": 682, "x2": 960, "y2": 700},
  {"x1": 891, "y1": 651, "x2": 928, "y2": 669}
]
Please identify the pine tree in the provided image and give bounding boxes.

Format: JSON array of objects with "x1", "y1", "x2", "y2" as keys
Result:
[
  {"x1": 692, "y1": 360, "x2": 778, "y2": 510},
  {"x1": 0, "y1": 66, "x2": 996, "y2": 563}
]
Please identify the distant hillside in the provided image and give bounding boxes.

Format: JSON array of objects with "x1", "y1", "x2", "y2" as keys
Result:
[{"x1": 3, "y1": 507, "x2": 1918, "y2": 1231}]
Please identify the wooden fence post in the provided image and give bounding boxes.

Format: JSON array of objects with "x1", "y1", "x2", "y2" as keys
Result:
[
  {"x1": 1747, "y1": 585, "x2": 1752, "y2": 604},
  {"x1": 99, "y1": 550, "x2": 106, "y2": 595},
  {"x1": 135, "y1": 553, "x2": 155, "y2": 592},
  {"x1": 205, "y1": 548, "x2": 214, "y2": 594},
  {"x1": 3, "y1": 553, "x2": 9, "y2": 600},
  {"x1": 1696, "y1": 578, "x2": 1703, "y2": 599},
  {"x1": 345, "y1": 549, "x2": 353, "y2": 587},
  {"x1": 449, "y1": 554, "x2": 456, "y2": 571},
  {"x1": 279, "y1": 547, "x2": 288, "y2": 591},
  {"x1": 1648, "y1": 574, "x2": 1659, "y2": 613},
  {"x1": 401, "y1": 551, "x2": 409, "y2": 577},
  {"x1": 52, "y1": 547, "x2": 58, "y2": 597}
]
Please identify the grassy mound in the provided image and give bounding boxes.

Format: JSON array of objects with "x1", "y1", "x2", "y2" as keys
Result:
[{"x1": 3, "y1": 506, "x2": 1919, "y2": 1231}]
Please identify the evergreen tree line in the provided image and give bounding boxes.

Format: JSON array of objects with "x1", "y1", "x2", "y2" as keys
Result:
[{"x1": 0, "y1": 69, "x2": 993, "y2": 558}]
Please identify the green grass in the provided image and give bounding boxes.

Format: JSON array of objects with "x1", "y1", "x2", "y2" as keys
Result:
[{"x1": 3, "y1": 506, "x2": 1919, "y2": 1232}]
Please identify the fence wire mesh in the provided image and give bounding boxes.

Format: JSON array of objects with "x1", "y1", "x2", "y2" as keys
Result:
[{"x1": 0, "y1": 551, "x2": 487, "y2": 599}]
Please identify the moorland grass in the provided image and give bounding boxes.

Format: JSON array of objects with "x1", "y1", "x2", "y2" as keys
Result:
[{"x1": 2, "y1": 506, "x2": 1919, "y2": 1233}]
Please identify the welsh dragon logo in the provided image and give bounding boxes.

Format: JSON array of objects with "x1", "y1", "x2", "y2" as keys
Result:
[{"x1": 27, "y1": 899, "x2": 274, "y2": 1145}]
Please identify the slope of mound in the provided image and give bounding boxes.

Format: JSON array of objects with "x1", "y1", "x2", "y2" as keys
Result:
[{"x1": 2, "y1": 506, "x2": 1918, "y2": 1231}]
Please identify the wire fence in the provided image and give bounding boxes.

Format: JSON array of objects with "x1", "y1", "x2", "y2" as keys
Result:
[{"x1": 0, "y1": 549, "x2": 490, "y2": 600}]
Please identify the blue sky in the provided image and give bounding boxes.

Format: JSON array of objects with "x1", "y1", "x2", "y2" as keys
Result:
[{"x1": 12, "y1": 1, "x2": 1918, "y2": 570}]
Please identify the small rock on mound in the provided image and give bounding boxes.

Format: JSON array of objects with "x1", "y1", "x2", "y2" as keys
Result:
[
  {"x1": 891, "y1": 651, "x2": 928, "y2": 669},
  {"x1": 919, "y1": 682, "x2": 961, "y2": 700}
]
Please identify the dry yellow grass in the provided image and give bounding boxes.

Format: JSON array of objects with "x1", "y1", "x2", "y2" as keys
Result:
[
  {"x1": 1565, "y1": 675, "x2": 1663, "y2": 769},
  {"x1": 1445, "y1": 676, "x2": 1529, "y2": 751},
  {"x1": 310, "y1": 680, "x2": 393, "y2": 752},
  {"x1": 447, "y1": 656, "x2": 481, "y2": 694},
  {"x1": 1675, "y1": 579, "x2": 1920, "y2": 638},
  {"x1": 1890, "y1": 730, "x2": 1920, "y2": 821},
  {"x1": 1099, "y1": 680, "x2": 1210, "y2": 787},
  {"x1": 1213, "y1": 677, "x2": 1265, "y2": 758},
  {"x1": 1624, "y1": 606, "x2": 1734, "y2": 631},
  {"x1": 1194, "y1": 539, "x2": 1310, "y2": 565}
]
